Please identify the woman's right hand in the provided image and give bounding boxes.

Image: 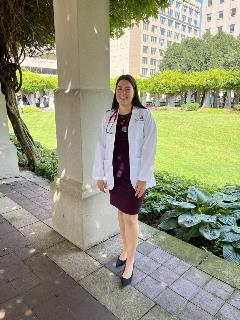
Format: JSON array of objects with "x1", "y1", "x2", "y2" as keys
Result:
[{"x1": 97, "y1": 180, "x2": 107, "y2": 192}]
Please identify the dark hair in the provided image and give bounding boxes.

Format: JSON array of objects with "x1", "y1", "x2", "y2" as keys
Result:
[{"x1": 111, "y1": 74, "x2": 145, "y2": 110}]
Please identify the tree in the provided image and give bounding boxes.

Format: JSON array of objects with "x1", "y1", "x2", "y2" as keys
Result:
[
  {"x1": 0, "y1": 0, "x2": 169, "y2": 169},
  {"x1": 160, "y1": 32, "x2": 240, "y2": 73}
]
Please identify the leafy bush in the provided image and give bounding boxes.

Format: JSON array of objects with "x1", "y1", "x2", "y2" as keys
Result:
[
  {"x1": 158, "y1": 185, "x2": 240, "y2": 264},
  {"x1": 181, "y1": 102, "x2": 200, "y2": 111},
  {"x1": 18, "y1": 105, "x2": 41, "y2": 113},
  {"x1": 233, "y1": 104, "x2": 240, "y2": 111},
  {"x1": 10, "y1": 134, "x2": 58, "y2": 181}
]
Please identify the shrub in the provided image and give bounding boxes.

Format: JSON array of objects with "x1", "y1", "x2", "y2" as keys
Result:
[
  {"x1": 181, "y1": 102, "x2": 200, "y2": 111},
  {"x1": 10, "y1": 134, "x2": 58, "y2": 181},
  {"x1": 18, "y1": 105, "x2": 41, "y2": 113},
  {"x1": 233, "y1": 104, "x2": 240, "y2": 111}
]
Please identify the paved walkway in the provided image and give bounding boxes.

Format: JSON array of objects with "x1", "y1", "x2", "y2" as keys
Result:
[{"x1": 1, "y1": 170, "x2": 240, "y2": 320}]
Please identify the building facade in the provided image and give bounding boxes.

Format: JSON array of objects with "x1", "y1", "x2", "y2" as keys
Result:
[
  {"x1": 110, "y1": 0, "x2": 201, "y2": 78},
  {"x1": 202, "y1": 0, "x2": 240, "y2": 38}
]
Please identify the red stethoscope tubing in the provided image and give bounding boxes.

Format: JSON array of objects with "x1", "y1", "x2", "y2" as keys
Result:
[{"x1": 106, "y1": 106, "x2": 132, "y2": 134}]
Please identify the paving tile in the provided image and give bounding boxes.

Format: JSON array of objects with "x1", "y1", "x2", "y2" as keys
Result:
[
  {"x1": 179, "y1": 302, "x2": 213, "y2": 320},
  {"x1": 137, "y1": 241, "x2": 157, "y2": 255},
  {"x1": 182, "y1": 266, "x2": 212, "y2": 287},
  {"x1": 191, "y1": 288, "x2": 225, "y2": 315},
  {"x1": 0, "y1": 192, "x2": 4, "y2": 198},
  {"x1": 19, "y1": 221, "x2": 64, "y2": 250},
  {"x1": 0, "y1": 229, "x2": 30, "y2": 256},
  {"x1": 13, "y1": 245, "x2": 38, "y2": 260},
  {"x1": 0, "y1": 296, "x2": 37, "y2": 320},
  {"x1": 215, "y1": 303, "x2": 240, "y2": 320},
  {"x1": 204, "y1": 278, "x2": 234, "y2": 300},
  {"x1": 86, "y1": 234, "x2": 123, "y2": 264},
  {"x1": 3, "y1": 208, "x2": 38, "y2": 229},
  {"x1": 30, "y1": 206, "x2": 52, "y2": 221},
  {"x1": 134, "y1": 255, "x2": 160, "y2": 275},
  {"x1": 0, "y1": 219, "x2": 17, "y2": 236},
  {"x1": 148, "y1": 247, "x2": 173, "y2": 264},
  {"x1": 0, "y1": 259, "x2": 32, "y2": 282},
  {"x1": 0, "y1": 197, "x2": 20, "y2": 214},
  {"x1": 154, "y1": 288, "x2": 188, "y2": 316},
  {"x1": 0, "y1": 282, "x2": 17, "y2": 303},
  {"x1": 10, "y1": 271, "x2": 40, "y2": 294},
  {"x1": 163, "y1": 256, "x2": 191, "y2": 275},
  {"x1": 151, "y1": 265, "x2": 180, "y2": 286},
  {"x1": 139, "y1": 221, "x2": 160, "y2": 240},
  {"x1": 46, "y1": 240, "x2": 101, "y2": 281},
  {"x1": 227, "y1": 290, "x2": 240, "y2": 310},
  {"x1": 140, "y1": 305, "x2": 178, "y2": 320},
  {"x1": 135, "y1": 275, "x2": 167, "y2": 299},
  {"x1": 170, "y1": 277, "x2": 199, "y2": 300}
]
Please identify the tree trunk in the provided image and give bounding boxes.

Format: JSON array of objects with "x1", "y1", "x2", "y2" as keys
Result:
[
  {"x1": 4, "y1": 85, "x2": 39, "y2": 170},
  {"x1": 199, "y1": 91, "x2": 206, "y2": 109}
]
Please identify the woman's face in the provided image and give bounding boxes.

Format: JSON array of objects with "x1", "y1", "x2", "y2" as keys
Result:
[{"x1": 116, "y1": 80, "x2": 135, "y2": 106}]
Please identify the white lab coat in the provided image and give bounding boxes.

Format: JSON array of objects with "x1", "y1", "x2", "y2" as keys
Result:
[{"x1": 93, "y1": 106, "x2": 157, "y2": 190}]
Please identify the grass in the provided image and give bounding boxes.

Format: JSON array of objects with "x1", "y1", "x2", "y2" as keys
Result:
[{"x1": 9, "y1": 108, "x2": 240, "y2": 187}]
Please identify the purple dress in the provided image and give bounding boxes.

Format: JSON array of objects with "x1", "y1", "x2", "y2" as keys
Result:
[{"x1": 109, "y1": 113, "x2": 145, "y2": 215}]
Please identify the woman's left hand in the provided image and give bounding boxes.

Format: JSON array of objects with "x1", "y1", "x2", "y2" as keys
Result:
[{"x1": 135, "y1": 180, "x2": 146, "y2": 198}]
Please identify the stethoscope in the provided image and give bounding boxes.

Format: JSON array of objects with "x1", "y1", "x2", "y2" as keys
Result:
[{"x1": 105, "y1": 107, "x2": 133, "y2": 134}]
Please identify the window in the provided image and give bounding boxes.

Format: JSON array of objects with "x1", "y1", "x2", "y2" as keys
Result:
[
  {"x1": 175, "y1": 12, "x2": 180, "y2": 20},
  {"x1": 219, "y1": 11, "x2": 223, "y2": 19},
  {"x1": 151, "y1": 25, "x2": 157, "y2": 33},
  {"x1": 183, "y1": 5, "x2": 187, "y2": 12},
  {"x1": 194, "y1": 29, "x2": 198, "y2": 35},
  {"x1": 218, "y1": 26, "x2": 223, "y2": 32},
  {"x1": 160, "y1": 16, "x2": 166, "y2": 24},
  {"x1": 160, "y1": 27, "x2": 165, "y2": 35},
  {"x1": 175, "y1": 21, "x2": 180, "y2": 29},
  {"x1": 189, "y1": 8, "x2": 193, "y2": 15},
  {"x1": 142, "y1": 68, "x2": 148, "y2": 76},
  {"x1": 143, "y1": 23, "x2": 149, "y2": 31},
  {"x1": 167, "y1": 40, "x2": 172, "y2": 48},
  {"x1": 143, "y1": 34, "x2": 148, "y2": 42},
  {"x1": 208, "y1": 0, "x2": 212, "y2": 6},
  {"x1": 231, "y1": 8, "x2": 236, "y2": 16},
  {"x1": 181, "y1": 34, "x2": 185, "y2": 40},
  {"x1": 159, "y1": 39, "x2": 164, "y2": 46},
  {"x1": 151, "y1": 47, "x2": 157, "y2": 55},
  {"x1": 159, "y1": 49, "x2": 165, "y2": 57},
  {"x1": 230, "y1": 24, "x2": 235, "y2": 33},
  {"x1": 188, "y1": 27, "x2": 192, "y2": 33},
  {"x1": 167, "y1": 30, "x2": 172, "y2": 38},
  {"x1": 143, "y1": 46, "x2": 148, "y2": 53},
  {"x1": 168, "y1": 8, "x2": 173, "y2": 17},
  {"x1": 142, "y1": 57, "x2": 148, "y2": 64},
  {"x1": 195, "y1": 10, "x2": 199, "y2": 18},
  {"x1": 150, "y1": 69, "x2": 156, "y2": 76},
  {"x1": 151, "y1": 36, "x2": 157, "y2": 43},
  {"x1": 174, "y1": 32, "x2": 180, "y2": 40},
  {"x1": 220, "y1": 0, "x2": 224, "y2": 3},
  {"x1": 194, "y1": 19, "x2": 198, "y2": 27},
  {"x1": 150, "y1": 58, "x2": 157, "y2": 66},
  {"x1": 176, "y1": 1, "x2": 181, "y2": 9},
  {"x1": 188, "y1": 17, "x2": 192, "y2": 25},
  {"x1": 168, "y1": 19, "x2": 173, "y2": 27},
  {"x1": 182, "y1": 15, "x2": 186, "y2": 22},
  {"x1": 182, "y1": 24, "x2": 186, "y2": 32}
]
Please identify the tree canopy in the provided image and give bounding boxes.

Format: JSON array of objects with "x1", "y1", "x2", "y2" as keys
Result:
[{"x1": 160, "y1": 32, "x2": 240, "y2": 73}]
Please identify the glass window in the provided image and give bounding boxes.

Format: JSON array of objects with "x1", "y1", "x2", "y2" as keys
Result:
[
  {"x1": 167, "y1": 40, "x2": 172, "y2": 48},
  {"x1": 143, "y1": 23, "x2": 149, "y2": 31},
  {"x1": 150, "y1": 58, "x2": 157, "y2": 66},
  {"x1": 174, "y1": 32, "x2": 180, "y2": 40},
  {"x1": 188, "y1": 17, "x2": 192, "y2": 25},
  {"x1": 151, "y1": 25, "x2": 157, "y2": 33},
  {"x1": 183, "y1": 5, "x2": 187, "y2": 12},
  {"x1": 194, "y1": 19, "x2": 198, "y2": 27},
  {"x1": 150, "y1": 69, "x2": 156, "y2": 76},
  {"x1": 195, "y1": 10, "x2": 199, "y2": 18},
  {"x1": 175, "y1": 12, "x2": 180, "y2": 20},
  {"x1": 194, "y1": 29, "x2": 198, "y2": 35},
  {"x1": 142, "y1": 57, "x2": 148, "y2": 64},
  {"x1": 142, "y1": 68, "x2": 148, "y2": 76},
  {"x1": 159, "y1": 49, "x2": 165, "y2": 57},
  {"x1": 168, "y1": 8, "x2": 173, "y2": 17},
  {"x1": 230, "y1": 24, "x2": 235, "y2": 33},
  {"x1": 182, "y1": 15, "x2": 186, "y2": 22},
  {"x1": 182, "y1": 24, "x2": 186, "y2": 32},
  {"x1": 181, "y1": 34, "x2": 185, "y2": 40},
  {"x1": 175, "y1": 21, "x2": 180, "y2": 29},
  {"x1": 188, "y1": 27, "x2": 192, "y2": 33},
  {"x1": 151, "y1": 36, "x2": 157, "y2": 43},
  {"x1": 189, "y1": 8, "x2": 193, "y2": 15},
  {"x1": 151, "y1": 47, "x2": 157, "y2": 55},
  {"x1": 220, "y1": 0, "x2": 224, "y2": 3},
  {"x1": 168, "y1": 19, "x2": 173, "y2": 27},
  {"x1": 219, "y1": 11, "x2": 223, "y2": 19},
  {"x1": 160, "y1": 27, "x2": 165, "y2": 35},
  {"x1": 208, "y1": 0, "x2": 212, "y2": 6},
  {"x1": 176, "y1": 1, "x2": 181, "y2": 9},
  {"x1": 167, "y1": 30, "x2": 172, "y2": 38},
  {"x1": 159, "y1": 39, "x2": 164, "y2": 46},
  {"x1": 143, "y1": 46, "x2": 148, "y2": 53},
  {"x1": 218, "y1": 26, "x2": 223, "y2": 32},
  {"x1": 143, "y1": 34, "x2": 148, "y2": 42},
  {"x1": 231, "y1": 8, "x2": 236, "y2": 16},
  {"x1": 160, "y1": 16, "x2": 166, "y2": 24}
]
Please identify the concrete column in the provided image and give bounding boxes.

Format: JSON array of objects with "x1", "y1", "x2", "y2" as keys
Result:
[
  {"x1": 0, "y1": 87, "x2": 19, "y2": 179},
  {"x1": 167, "y1": 94, "x2": 175, "y2": 107},
  {"x1": 51, "y1": 0, "x2": 118, "y2": 249},
  {"x1": 186, "y1": 91, "x2": 192, "y2": 103},
  {"x1": 203, "y1": 92, "x2": 210, "y2": 108},
  {"x1": 225, "y1": 90, "x2": 232, "y2": 108}
]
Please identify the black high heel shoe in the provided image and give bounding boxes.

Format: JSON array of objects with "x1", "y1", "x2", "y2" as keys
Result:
[
  {"x1": 121, "y1": 265, "x2": 134, "y2": 287},
  {"x1": 116, "y1": 256, "x2": 127, "y2": 268}
]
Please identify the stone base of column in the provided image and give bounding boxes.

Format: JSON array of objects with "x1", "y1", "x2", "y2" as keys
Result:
[
  {"x1": 0, "y1": 143, "x2": 19, "y2": 179},
  {"x1": 50, "y1": 175, "x2": 119, "y2": 250}
]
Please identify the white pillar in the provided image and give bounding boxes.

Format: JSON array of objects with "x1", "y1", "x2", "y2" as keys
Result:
[
  {"x1": 225, "y1": 90, "x2": 232, "y2": 108},
  {"x1": 186, "y1": 91, "x2": 192, "y2": 103},
  {"x1": 167, "y1": 94, "x2": 175, "y2": 107},
  {"x1": 203, "y1": 92, "x2": 210, "y2": 108},
  {"x1": 51, "y1": 0, "x2": 118, "y2": 249},
  {"x1": 0, "y1": 87, "x2": 19, "y2": 179}
]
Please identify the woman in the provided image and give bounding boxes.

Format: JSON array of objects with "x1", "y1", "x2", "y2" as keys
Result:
[{"x1": 93, "y1": 74, "x2": 157, "y2": 287}]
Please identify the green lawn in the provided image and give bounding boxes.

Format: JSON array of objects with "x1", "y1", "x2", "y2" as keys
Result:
[{"x1": 10, "y1": 109, "x2": 240, "y2": 187}]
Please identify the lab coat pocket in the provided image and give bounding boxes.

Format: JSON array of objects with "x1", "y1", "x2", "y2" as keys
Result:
[{"x1": 103, "y1": 159, "x2": 113, "y2": 186}]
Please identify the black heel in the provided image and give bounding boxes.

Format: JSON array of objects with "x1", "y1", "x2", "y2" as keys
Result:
[
  {"x1": 121, "y1": 265, "x2": 134, "y2": 287},
  {"x1": 116, "y1": 256, "x2": 127, "y2": 268}
]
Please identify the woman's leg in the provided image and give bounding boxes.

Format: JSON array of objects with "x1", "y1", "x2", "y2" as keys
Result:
[
  {"x1": 118, "y1": 210, "x2": 127, "y2": 260},
  {"x1": 122, "y1": 213, "x2": 139, "y2": 278}
]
